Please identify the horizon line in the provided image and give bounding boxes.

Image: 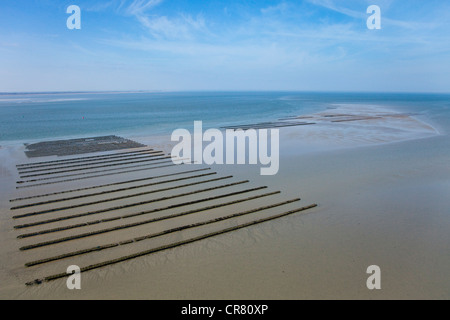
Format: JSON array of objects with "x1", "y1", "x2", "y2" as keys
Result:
[{"x1": 1, "y1": 90, "x2": 450, "y2": 95}]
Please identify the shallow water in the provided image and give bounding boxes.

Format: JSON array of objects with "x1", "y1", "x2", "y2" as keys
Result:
[{"x1": 1, "y1": 92, "x2": 449, "y2": 144}]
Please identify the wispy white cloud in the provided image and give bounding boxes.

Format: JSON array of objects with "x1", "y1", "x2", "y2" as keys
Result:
[
  {"x1": 260, "y1": 2, "x2": 290, "y2": 15},
  {"x1": 120, "y1": 0, "x2": 211, "y2": 40},
  {"x1": 307, "y1": 0, "x2": 442, "y2": 30},
  {"x1": 135, "y1": 14, "x2": 209, "y2": 40},
  {"x1": 125, "y1": 0, "x2": 163, "y2": 15},
  {"x1": 308, "y1": 0, "x2": 365, "y2": 19}
]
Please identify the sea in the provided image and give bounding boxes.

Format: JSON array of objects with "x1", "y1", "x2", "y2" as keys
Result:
[{"x1": 0, "y1": 91, "x2": 449, "y2": 145}]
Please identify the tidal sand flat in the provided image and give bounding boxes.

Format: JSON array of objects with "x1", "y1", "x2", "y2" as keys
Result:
[
  {"x1": 272, "y1": 104, "x2": 433, "y2": 149},
  {"x1": 0, "y1": 95, "x2": 449, "y2": 300}
]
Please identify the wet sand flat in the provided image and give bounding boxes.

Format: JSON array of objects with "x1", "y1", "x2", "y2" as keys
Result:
[{"x1": 1, "y1": 104, "x2": 449, "y2": 299}]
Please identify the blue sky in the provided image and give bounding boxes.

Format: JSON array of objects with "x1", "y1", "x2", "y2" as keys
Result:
[{"x1": 0, "y1": 0, "x2": 449, "y2": 92}]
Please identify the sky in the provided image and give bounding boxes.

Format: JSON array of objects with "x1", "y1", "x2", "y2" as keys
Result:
[{"x1": 0, "y1": 0, "x2": 449, "y2": 92}]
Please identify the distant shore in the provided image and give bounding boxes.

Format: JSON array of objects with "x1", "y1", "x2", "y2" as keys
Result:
[{"x1": 0, "y1": 90, "x2": 166, "y2": 96}]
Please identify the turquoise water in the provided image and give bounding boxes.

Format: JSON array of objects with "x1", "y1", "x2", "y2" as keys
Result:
[{"x1": 0, "y1": 92, "x2": 449, "y2": 143}]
